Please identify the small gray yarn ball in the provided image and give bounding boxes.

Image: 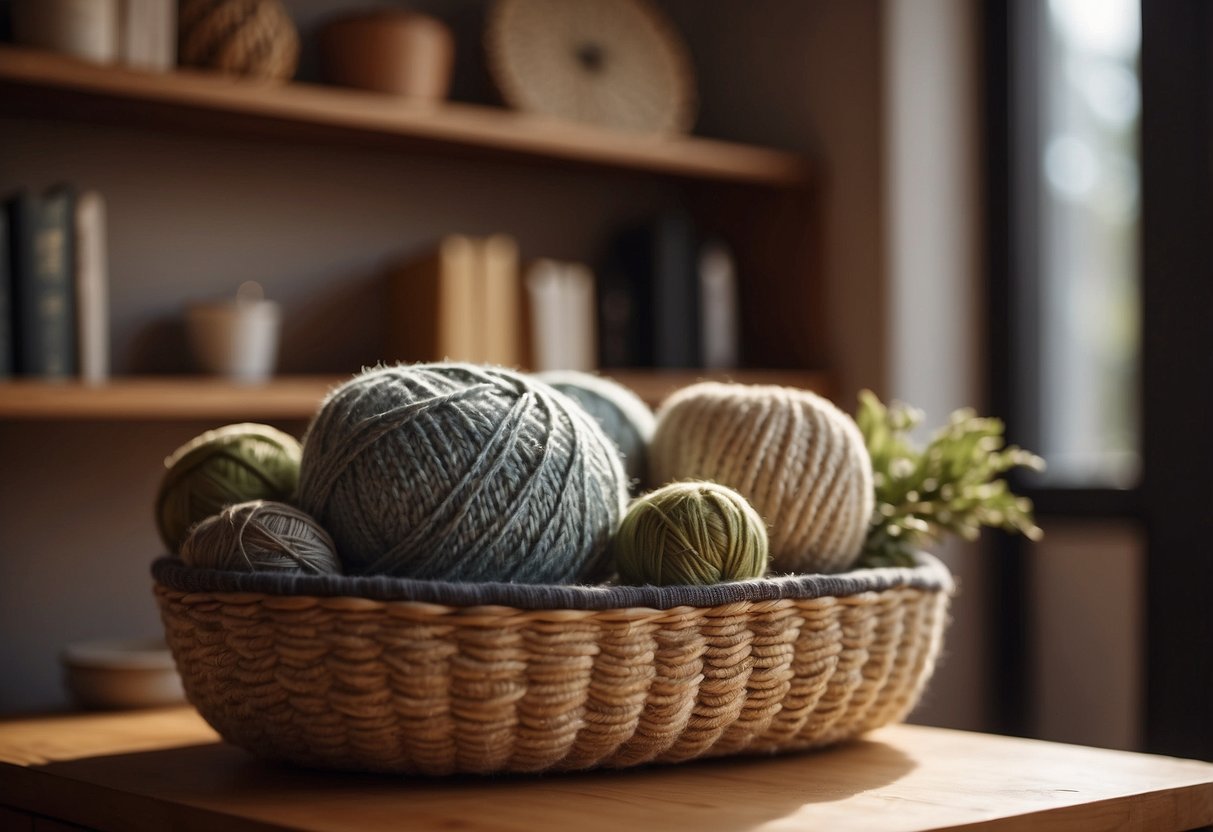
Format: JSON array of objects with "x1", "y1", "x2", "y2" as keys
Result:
[
  {"x1": 297, "y1": 363, "x2": 628, "y2": 583},
  {"x1": 180, "y1": 500, "x2": 341, "y2": 575},
  {"x1": 537, "y1": 370, "x2": 655, "y2": 493}
]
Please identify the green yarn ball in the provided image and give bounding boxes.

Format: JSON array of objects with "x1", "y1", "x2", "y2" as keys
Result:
[
  {"x1": 155, "y1": 423, "x2": 302, "y2": 554},
  {"x1": 613, "y1": 481, "x2": 770, "y2": 586}
]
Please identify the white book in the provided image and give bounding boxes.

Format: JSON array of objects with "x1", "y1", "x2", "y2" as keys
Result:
[
  {"x1": 118, "y1": 0, "x2": 176, "y2": 70},
  {"x1": 525, "y1": 259, "x2": 566, "y2": 372},
  {"x1": 74, "y1": 191, "x2": 109, "y2": 383},
  {"x1": 153, "y1": 0, "x2": 177, "y2": 70},
  {"x1": 699, "y1": 241, "x2": 739, "y2": 370},
  {"x1": 561, "y1": 262, "x2": 597, "y2": 373}
]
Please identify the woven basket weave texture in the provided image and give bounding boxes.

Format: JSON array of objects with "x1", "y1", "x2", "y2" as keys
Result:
[{"x1": 154, "y1": 555, "x2": 951, "y2": 775}]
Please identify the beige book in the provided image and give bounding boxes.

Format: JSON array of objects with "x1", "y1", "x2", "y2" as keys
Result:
[
  {"x1": 479, "y1": 234, "x2": 522, "y2": 367},
  {"x1": 74, "y1": 191, "x2": 109, "y2": 383},
  {"x1": 118, "y1": 0, "x2": 175, "y2": 70},
  {"x1": 388, "y1": 235, "x2": 480, "y2": 363}
]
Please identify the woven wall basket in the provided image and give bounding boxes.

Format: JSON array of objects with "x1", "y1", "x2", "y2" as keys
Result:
[{"x1": 152, "y1": 553, "x2": 952, "y2": 775}]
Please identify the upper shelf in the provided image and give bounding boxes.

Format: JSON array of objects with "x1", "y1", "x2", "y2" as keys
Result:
[
  {"x1": 0, "y1": 370, "x2": 830, "y2": 421},
  {"x1": 0, "y1": 47, "x2": 812, "y2": 188}
]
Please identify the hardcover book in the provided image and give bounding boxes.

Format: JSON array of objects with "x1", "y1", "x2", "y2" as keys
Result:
[
  {"x1": 12, "y1": 187, "x2": 77, "y2": 378},
  {"x1": 387, "y1": 235, "x2": 482, "y2": 363}
]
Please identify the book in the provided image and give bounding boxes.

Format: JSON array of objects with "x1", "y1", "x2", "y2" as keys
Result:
[
  {"x1": 12, "y1": 187, "x2": 77, "y2": 378},
  {"x1": 597, "y1": 227, "x2": 653, "y2": 368},
  {"x1": 118, "y1": 0, "x2": 176, "y2": 71},
  {"x1": 562, "y1": 262, "x2": 597, "y2": 372},
  {"x1": 525, "y1": 259, "x2": 565, "y2": 372},
  {"x1": 387, "y1": 235, "x2": 481, "y2": 363},
  {"x1": 75, "y1": 191, "x2": 109, "y2": 383},
  {"x1": 698, "y1": 241, "x2": 739, "y2": 370},
  {"x1": 12, "y1": 0, "x2": 119, "y2": 64},
  {"x1": 479, "y1": 234, "x2": 522, "y2": 367},
  {"x1": 651, "y1": 212, "x2": 701, "y2": 368},
  {"x1": 525, "y1": 259, "x2": 596, "y2": 373},
  {"x1": 0, "y1": 199, "x2": 11, "y2": 378},
  {"x1": 598, "y1": 212, "x2": 701, "y2": 369}
]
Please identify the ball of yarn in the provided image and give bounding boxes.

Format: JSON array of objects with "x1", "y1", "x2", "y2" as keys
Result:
[
  {"x1": 180, "y1": 500, "x2": 341, "y2": 575},
  {"x1": 179, "y1": 0, "x2": 300, "y2": 81},
  {"x1": 536, "y1": 370, "x2": 655, "y2": 493},
  {"x1": 613, "y1": 481, "x2": 769, "y2": 586},
  {"x1": 650, "y1": 383, "x2": 874, "y2": 574},
  {"x1": 297, "y1": 363, "x2": 628, "y2": 583},
  {"x1": 155, "y1": 423, "x2": 301, "y2": 555}
]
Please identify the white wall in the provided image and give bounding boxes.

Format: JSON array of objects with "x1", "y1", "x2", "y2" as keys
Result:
[{"x1": 883, "y1": 0, "x2": 989, "y2": 730}]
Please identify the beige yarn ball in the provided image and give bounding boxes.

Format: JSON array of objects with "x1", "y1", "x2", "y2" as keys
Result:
[{"x1": 650, "y1": 383, "x2": 874, "y2": 574}]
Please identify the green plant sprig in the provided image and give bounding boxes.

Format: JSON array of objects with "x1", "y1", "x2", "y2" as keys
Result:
[{"x1": 856, "y1": 390, "x2": 1044, "y2": 568}]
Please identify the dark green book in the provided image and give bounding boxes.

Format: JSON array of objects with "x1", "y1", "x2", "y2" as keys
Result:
[
  {"x1": 0, "y1": 198, "x2": 11, "y2": 378},
  {"x1": 12, "y1": 187, "x2": 77, "y2": 378}
]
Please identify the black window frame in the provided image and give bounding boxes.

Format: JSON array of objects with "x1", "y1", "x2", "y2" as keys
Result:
[{"x1": 983, "y1": 0, "x2": 1212, "y2": 757}]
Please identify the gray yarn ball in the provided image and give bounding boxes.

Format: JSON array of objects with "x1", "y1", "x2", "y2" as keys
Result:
[
  {"x1": 180, "y1": 500, "x2": 341, "y2": 575},
  {"x1": 537, "y1": 371, "x2": 655, "y2": 493},
  {"x1": 297, "y1": 363, "x2": 628, "y2": 583}
]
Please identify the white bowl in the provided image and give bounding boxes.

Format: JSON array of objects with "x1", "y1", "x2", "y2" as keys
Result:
[{"x1": 62, "y1": 638, "x2": 186, "y2": 710}]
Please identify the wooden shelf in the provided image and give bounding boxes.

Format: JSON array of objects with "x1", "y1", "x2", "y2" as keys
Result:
[
  {"x1": 0, "y1": 370, "x2": 829, "y2": 420},
  {"x1": 0, "y1": 376, "x2": 339, "y2": 421},
  {"x1": 0, "y1": 47, "x2": 811, "y2": 188},
  {"x1": 605, "y1": 368, "x2": 830, "y2": 406}
]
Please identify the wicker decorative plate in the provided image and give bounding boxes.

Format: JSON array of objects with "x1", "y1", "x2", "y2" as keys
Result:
[
  {"x1": 485, "y1": 0, "x2": 696, "y2": 134},
  {"x1": 153, "y1": 553, "x2": 952, "y2": 775}
]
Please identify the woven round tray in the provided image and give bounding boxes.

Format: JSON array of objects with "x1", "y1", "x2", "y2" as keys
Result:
[{"x1": 152, "y1": 554, "x2": 952, "y2": 775}]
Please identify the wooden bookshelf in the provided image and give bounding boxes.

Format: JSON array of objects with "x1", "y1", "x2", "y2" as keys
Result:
[
  {"x1": 0, "y1": 47, "x2": 811, "y2": 188},
  {"x1": 0, "y1": 370, "x2": 830, "y2": 420}
]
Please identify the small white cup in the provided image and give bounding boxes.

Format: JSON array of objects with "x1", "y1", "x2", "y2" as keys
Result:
[{"x1": 186, "y1": 288, "x2": 282, "y2": 383}]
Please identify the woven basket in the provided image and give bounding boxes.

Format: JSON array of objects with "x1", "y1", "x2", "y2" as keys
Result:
[{"x1": 152, "y1": 554, "x2": 952, "y2": 775}]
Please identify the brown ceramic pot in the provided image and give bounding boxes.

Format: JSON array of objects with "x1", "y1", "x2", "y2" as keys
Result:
[{"x1": 320, "y1": 11, "x2": 455, "y2": 101}]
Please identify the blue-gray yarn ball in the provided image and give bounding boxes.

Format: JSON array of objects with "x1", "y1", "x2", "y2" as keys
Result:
[
  {"x1": 536, "y1": 370, "x2": 655, "y2": 493},
  {"x1": 297, "y1": 363, "x2": 628, "y2": 583}
]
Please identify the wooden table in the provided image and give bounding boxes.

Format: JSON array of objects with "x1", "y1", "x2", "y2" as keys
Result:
[{"x1": 2, "y1": 708, "x2": 1212, "y2": 832}]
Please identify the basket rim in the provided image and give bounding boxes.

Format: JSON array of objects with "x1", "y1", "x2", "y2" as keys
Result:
[{"x1": 151, "y1": 552, "x2": 952, "y2": 612}]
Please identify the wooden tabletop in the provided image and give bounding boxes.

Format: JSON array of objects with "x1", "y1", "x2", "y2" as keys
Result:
[{"x1": 2, "y1": 708, "x2": 1212, "y2": 832}]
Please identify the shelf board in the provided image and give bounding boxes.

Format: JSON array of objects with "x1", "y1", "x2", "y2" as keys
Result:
[
  {"x1": 0, "y1": 47, "x2": 811, "y2": 188},
  {"x1": 604, "y1": 369, "x2": 830, "y2": 406},
  {"x1": 0, "y1": 376, "x2": 339, "y2": 421},
  {"x1": 0, "y1": 370, "x2": 829, "y2": 420}
]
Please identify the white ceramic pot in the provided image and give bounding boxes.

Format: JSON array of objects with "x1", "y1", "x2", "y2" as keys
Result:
[{"x1": 186, "y1": 295, "x2": 282, "y2": 383}]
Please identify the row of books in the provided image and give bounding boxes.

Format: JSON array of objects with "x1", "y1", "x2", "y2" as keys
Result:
[
  {"x1": 1, "y1": 186, "x2": 110, "y2": 381},
  {"x1": 387, "y1": 214, "x2": 739, "y2": 372},
  {"x1": 13, "y1": 0, "x2": 176, "y2": 70}
]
